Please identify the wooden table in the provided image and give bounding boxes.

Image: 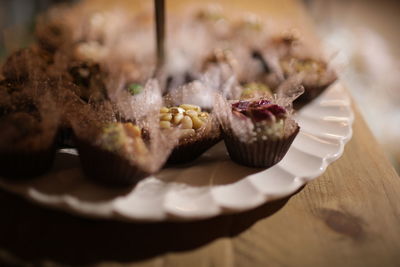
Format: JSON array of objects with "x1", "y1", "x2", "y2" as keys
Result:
[{"x1": 1, "y1": 0, "x2": 400, "y2": 266}]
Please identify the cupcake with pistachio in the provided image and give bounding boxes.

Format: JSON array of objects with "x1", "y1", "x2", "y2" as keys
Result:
[
  {"x1": 217, "y1": 95, "x2": 300, "y2": 168},
  {"x1": 72, "y1": 83, "x2": 176, "y2": 185},
  {"x1": 280, "y1": 57, "x2": 337, "y2": 109},
  {"x1": 249, "y1": 33, "x2": 336, "y2": 109},
  {"x1": 159, "y1": 103, "x2": 221, "y2": 164},
  {"x1": 76, "y1": 121, "x2": 152, "y2": 185}
]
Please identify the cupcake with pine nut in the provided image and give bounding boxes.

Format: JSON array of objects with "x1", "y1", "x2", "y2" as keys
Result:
[{"x1": 159, "y1": 103, "x2": 221, "y2": 164}]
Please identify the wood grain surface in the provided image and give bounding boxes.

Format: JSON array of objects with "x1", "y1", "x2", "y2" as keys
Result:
[{"x1": 1, "y1": 0, "x2": 400, "y2": 266}]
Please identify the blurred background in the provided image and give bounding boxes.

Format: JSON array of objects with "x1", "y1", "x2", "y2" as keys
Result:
[
  {"x1": 305, "y1": 0, "x2": 400, "y2": 173},
  {"x1": 0, "y1": 0, "x2": 399, "y2": 173}
]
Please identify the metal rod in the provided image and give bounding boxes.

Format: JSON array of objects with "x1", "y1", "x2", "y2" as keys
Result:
[{"x1": 155, "y1": 0, "x2": 165, "y2": 70}]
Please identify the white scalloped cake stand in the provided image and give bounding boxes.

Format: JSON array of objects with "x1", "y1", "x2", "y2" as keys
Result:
[{"x1": 0, "y1": 82, "x2": 353, "y2": 221}]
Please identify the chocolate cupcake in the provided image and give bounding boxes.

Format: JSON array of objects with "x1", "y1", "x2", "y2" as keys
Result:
[
  {"x1": 67, "y1": 61, "x2": 108, "y2": 103},
  {"x1": 160, "y1": 104, "x2": 221, "y2": 164},
  {"x1": 0, "y1": 113, "x2": 57, "y2": 178},
  {"x1": 76, "y1": 122, "x2": 152, "y2": 186},
  {"x1": 220, "y1": 98, "x2": 299, "y2": 168},
  {"x1": 1, "y1": 48, "x2": 49, "y2": 84},
  {"x1": 0, "y1": 92, "x2": 59, "y2": 179}
]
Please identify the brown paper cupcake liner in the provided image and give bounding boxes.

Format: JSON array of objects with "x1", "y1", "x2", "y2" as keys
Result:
[
  {"x1": 0, "y1": 145, "x2": 57, "y2": 179},
  {"x1": 56, "y1": 127, "x2": 75, "y2": 148},
  {"x1": 223, "y1": 126, "x2": 300, "y2": 168},
  {"x1": 293, "y1": 83, "x2": 333, "y2": 110},
  {"x1": 76, "y1": 138, "x2": 150, "y2": 186},
  {"x1": 167, "y1": 135, "x2": 222, "y2": 164}
]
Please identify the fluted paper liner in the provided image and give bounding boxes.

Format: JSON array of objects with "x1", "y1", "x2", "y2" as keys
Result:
[{"x1": 224, "y1": 126, "x2": 299, "y2": 168}]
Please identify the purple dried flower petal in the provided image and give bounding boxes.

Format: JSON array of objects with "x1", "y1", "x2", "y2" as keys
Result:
[
  {"x1": 231, "y1": 99, "x2": 287, "y2": 123},
  {"x1": 267, "y1": 105, "x2": 286, "y2": 119},
  {"x1": 251, "y1": 108, "x2": 274, "y2": 122},
  {"x1": 250, "y1": 99, "x2": 271, "y2": 108},
  {"x1": 232, "y1": 100, "x2": 250, "y2": 112}
]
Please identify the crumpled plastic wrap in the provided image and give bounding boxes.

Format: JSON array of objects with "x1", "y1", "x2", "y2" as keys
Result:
[
  {"x1": 68, "y1": 80, "x2": 179, "y2": 174},
  {"x1": 163, "y1": 78, "x2": 222, "y2": 142},
  {"x1": 214, "y1": 80, "x2": 304, "y2": 143}
]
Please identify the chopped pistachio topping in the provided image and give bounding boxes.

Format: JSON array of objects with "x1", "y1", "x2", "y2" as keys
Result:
[
  {"x1": 196, "y1": 8, "x2": 225, "y2": 22},
  {"x1": 241, "y1": 83, "x2": 272, "y2": 99},
  {"x1": 98, "y1": 122, "x2": 148, "y2": 158},
  {"x1": 127, "y1": 83, "x2": 143, "y2": 95},
  {"x1": 281, "y1": 58, "x2": 326, "y2": 75}
]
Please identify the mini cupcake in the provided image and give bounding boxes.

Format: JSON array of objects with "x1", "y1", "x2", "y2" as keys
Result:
[
  {"x1": 249, "y1": 34, "x2": 337, "y2": 109},
  {"x1": 238, "y1": 49, "x2": 284, "y2": 92},
  {"x1": 67, "y1": 61, "x2": 108, "y2": 103},
  {"x1": 1, "y1": 48, "x2": 48, "y2": 84},
  {"x1": 159, "y1": 104, "x2": 221, "y2": 164},
  {"x1": 195, "y1": 6, "x2": 229, "y2": 40},
  {"x1": 280, "y1": 57, "x2": 337, "y2": 109},
  {"x1": 0, "y1": 92, "x2": 59, "y2": 178},
  {"x1": 55, "y1": 83, "x2": 88, "y2": 148},
  {"x1": 75, "y1": 122, "x2": 152, "y2": 185},
  {"x1": 34, "y1": 6, "x2": 73, "y2": 54},
  {"x1": 219, "y1": 98, "x2": 299, "y2": 168},
  {"x1": 202, "y1": 48, "x2": 240, "y2": 81},
  {"x1": 72, "y1": 85, "x2": 175, "y2": 186}
]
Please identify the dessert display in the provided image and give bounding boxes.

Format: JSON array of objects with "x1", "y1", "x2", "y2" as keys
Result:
[{"x1": 0, "y1": 1, "x2": 338, "y2": 185}]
